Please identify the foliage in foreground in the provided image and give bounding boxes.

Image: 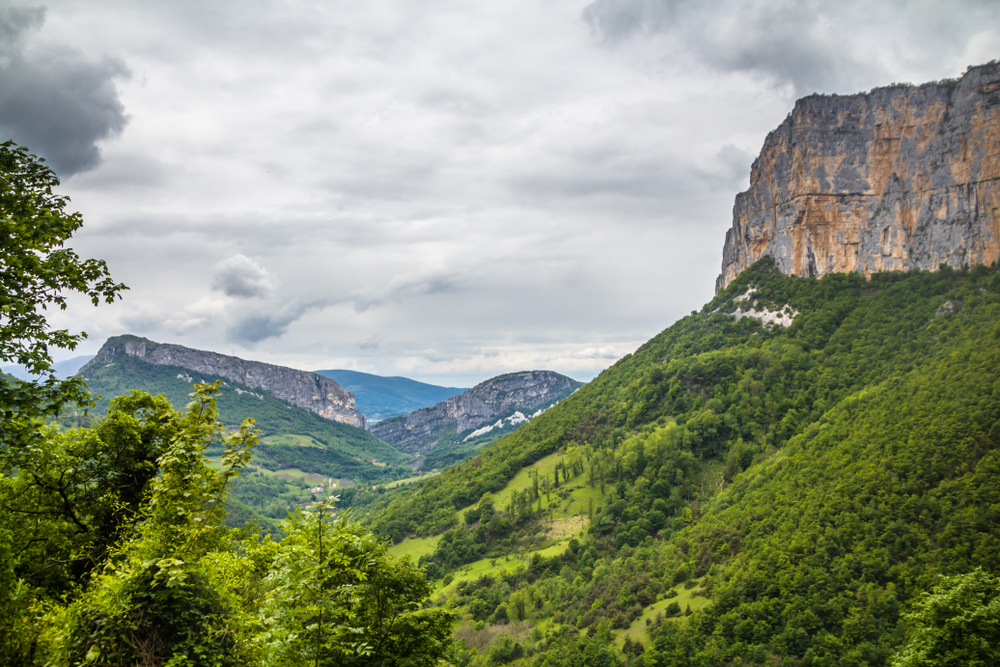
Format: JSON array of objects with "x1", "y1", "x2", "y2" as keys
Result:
[
  {"x1": 1, "y1": 384, "x2": 453, "y2": 666},
  {"x1": 0, "y1": 141, "x2": 451, "y2": 666},
  {"x1": 890, "y1": 568, "x2": 1000, "y2": 667}
]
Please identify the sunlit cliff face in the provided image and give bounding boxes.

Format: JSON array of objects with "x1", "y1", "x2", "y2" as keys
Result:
[{"x1": 717, "y1": 62, "x2": 1000, "y2": 292}]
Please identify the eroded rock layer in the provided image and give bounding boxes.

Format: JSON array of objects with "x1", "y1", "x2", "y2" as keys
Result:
[
  {"x1": 84, "y1": 336, "x2": 366, "y2": 428},
  {"x1": 717, "y1": 62, "x2": 1000, "y2": 292}
]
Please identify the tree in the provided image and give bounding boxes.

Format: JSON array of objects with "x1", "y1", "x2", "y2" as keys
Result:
[
  {"x1": 0, "y1": 141, "x2": 127, "y2": 665},
  {"x1": 0, "y1": 391, "x2": 179, "y2": 599},
  {"x1": 41, "y1": 383, "x2": 258, "y2": 667},
  {"x1": 891, "y1": 568, "x2": 1000, "y2": 667},
  {"x1": 0, "y1": 140, "x2": 126, "y2": 460},
  {"x1": 258, "y1": 505, "x2": 454, "y2": 667}
]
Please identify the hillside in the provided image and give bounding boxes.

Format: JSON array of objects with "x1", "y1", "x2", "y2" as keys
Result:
[
  {"x1": 79, "y1": 349, "x2": 415, "y2": 531},
  {"x1": 313, "y1": 368, "x2": 467, "y2": 421},
  {"x1": 364, "y1": 261, "x2": 1000, "y2": 666},
  {"x1": 369, "y1": 370, "x2": 583, "y2": 469}
]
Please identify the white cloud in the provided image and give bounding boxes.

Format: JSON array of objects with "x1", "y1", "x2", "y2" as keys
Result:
[
  {"x1": 574, "y1": 346, "x2": 620, "y2": 359},
  {"x1": 211, "y1": 254, "x2": 275, "y2": 299}
]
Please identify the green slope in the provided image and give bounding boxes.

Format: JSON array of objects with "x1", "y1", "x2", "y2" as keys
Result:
[
  {"x1": 364, "y1": 260, "x2": 1000, "y2": 666},
  {"x1": 313, "y1": 368, "x2": 467, "y2": 421},
  {"x1": 80, "y1": 355, "x2": 410, "y2": 482}
]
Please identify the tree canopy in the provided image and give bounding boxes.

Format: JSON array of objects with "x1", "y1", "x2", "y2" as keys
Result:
[{"x1": 0, "y1": 139, "x2": 127, "y2": 459}]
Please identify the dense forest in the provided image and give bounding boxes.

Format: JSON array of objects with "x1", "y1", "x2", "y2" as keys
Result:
[{"x1": 359, "y1": 259, "x2": 1000, "y2": 666}]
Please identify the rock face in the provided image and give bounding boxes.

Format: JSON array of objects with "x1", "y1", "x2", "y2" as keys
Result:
[
  {"x1": 717, "y1": 62, "x2": 1000, "y2": 292},
  {"x1": 369, "y1": 371, "x2": 581, "y2": 455},
  {"x1": 83, "y1": 335, "x2": 365, "y2": 428}
]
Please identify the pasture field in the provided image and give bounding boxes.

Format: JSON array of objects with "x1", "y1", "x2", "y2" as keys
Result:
[{"x1": 617, "y1": 579, "x2": 712, "y2": 647}]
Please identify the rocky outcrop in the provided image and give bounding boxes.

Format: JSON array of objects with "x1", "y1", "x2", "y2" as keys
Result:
[
  {"x1": 717, "y1": 62, "x2": 1000, "y2": 292},
  {"x1": 82, "y1": 335, "x2": 365, "y2": 428},
  {"x1": 369, "y1": 371, "x2": 582, "y2": 455}
]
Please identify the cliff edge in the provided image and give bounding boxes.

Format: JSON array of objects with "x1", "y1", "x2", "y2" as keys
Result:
[
  {"x1": 82, "y1": 335, "x2": 366, "y2": 428},
  {"x1": 717, "y1": 61, "x2": 1000, "y2": 292}
]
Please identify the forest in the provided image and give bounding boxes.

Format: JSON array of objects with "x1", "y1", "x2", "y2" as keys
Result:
[{"x1": 359, "y1": 257, "x2": 1000, "y2": 667}]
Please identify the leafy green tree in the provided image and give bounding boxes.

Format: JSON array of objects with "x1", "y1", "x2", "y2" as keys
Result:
[
  {"x1": 0, "y1": 391, "x2": 179, "y2": 604},
  {"x1": 42, "y1": 383, "x2": 258, "y2": 667},
  {"x1": 0, "y1": 140, "x2": 126, "y2": 460},
  {"x1": 257, "y1": 505, "x2": 453, "y2": 666},
  {"x1": 0, "y1": 141, "x2": 127, "y2": 665},
  {"x1": 891, "y1": 568, "x2": 1000, "y2": 667}
]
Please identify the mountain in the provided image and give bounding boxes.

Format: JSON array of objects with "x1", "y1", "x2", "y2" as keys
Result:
[
  {"x1": 1, "y1": 354, "x2": 94, "y2": 380},
  {"x1": 312, "y1": 369, "x2": 467, "y2": 422},
  {"x1": 369, "y1": 370, "x2": 583, "y2": 468},
  {"x1": 357, "y1": 68, "x2": 1000, "y2": 667},
  {"x1": 77, "y1": 336, "x2": 408, "y2": 497},
  {"x1": 82, "y1": 335, "x2": 366, "y2": 427},
  {"x1": 717, "y1": 61, "x2": 1000, "y2": 292},
  {"x1": 366, "y1": 260, "x2": 1000, "y2": 666}
]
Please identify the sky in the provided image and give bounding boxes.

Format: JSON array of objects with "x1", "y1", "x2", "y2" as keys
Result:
[{"x1": 1, "y1": 0, "x2": 997, "y2": 386}]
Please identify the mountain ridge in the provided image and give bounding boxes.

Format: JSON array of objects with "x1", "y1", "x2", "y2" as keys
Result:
[
  {"x1": 369, "y1": 370, "x2": 582, "y2": 459},
  {"x1": 82, "y1": 335, "x2": 366, "y2": 428},
  {"x1": 313, "y1": 369, "x2": 467, "y2": 422}
]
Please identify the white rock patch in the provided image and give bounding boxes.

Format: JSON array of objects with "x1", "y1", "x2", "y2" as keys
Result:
[
  {"x1": 726, "y1": 286, "x2": 798, "y2": 327},
  {"x1": 506, "y1": 411, "x2": 527, "y2": 426},
  {"x1": 462, "y1": 408, "x2": 547, "y2": 442}
]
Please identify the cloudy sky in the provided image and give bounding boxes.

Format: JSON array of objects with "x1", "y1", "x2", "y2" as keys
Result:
[{"x1": 2, "y1": 0, "x2": 997, "y2": 385}]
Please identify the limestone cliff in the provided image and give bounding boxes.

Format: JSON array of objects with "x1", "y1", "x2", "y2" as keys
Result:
[
  {"x1": 82, "y1": 335, "x2": 366, "y2": 428},
  {"x1": 717, "y1": 61, "x2": 1000, "y2": 292},
  {"x1": 369, "y1": 370, "x2": 582, "y2": 455}
]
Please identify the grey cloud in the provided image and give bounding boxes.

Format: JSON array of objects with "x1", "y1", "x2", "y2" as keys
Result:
[
  {"x1": 0, "y1": 6, "x2": 130, "y2": 176},
  {"x1": 697, "y1": 2, "x2": 870, "y2": 93},
  {"x1": 582, "y1": 0, "x2": 678, "y2": 44},
  {"x1": 353, "y1": 269, "x2": 463, "y2": 313},
  {"x1": 581, "y1": 0, "x2": 857, "y2": 91},
  {"x1": 227, "y1": 314, "x2": 291, "y2": 345},
  {"x1": 0, "y1": 6, "x2": 44, "y2": 58},
  {"x1": 212, "y1": 255, "x2": 274, "y2": 299},
  {"x1": 226, "y1": 299, "x2": 326, "y2": 345},
  {"x1": 706, "y1": 144, "x2": 754, "y2": 192},
  {"x1": 358, "y1": 334, "x2": 382, "y2": 351},
  {"x1": 421, "y1": 349, "x2": 456, "y2": 363},
  {"x1": 582, "y1": 0, "x2": 996, "y2": 93}
]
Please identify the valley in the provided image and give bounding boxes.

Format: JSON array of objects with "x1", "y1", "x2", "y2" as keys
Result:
[{"x1": 3, "y1": 60, "x2": 999, "y2": 667}]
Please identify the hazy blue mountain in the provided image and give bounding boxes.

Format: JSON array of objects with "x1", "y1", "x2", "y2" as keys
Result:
[
  {"x1": 1, "y1": 354, "x2": 95, "y2": 380},
  {"x1": 313, "y1": 369, "x2": 467, "y2": 422}
]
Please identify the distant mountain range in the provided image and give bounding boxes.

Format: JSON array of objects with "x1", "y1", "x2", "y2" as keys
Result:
[
  {"x1": 369, "y1": 370, "x2": 583, "y2": 469},
  {"x1": 313, "y1": 369, "x2": 467, "y2": 422},
  {"x1": 71, "y1": 337, "x2": 582, "y2": 476},
  {"x1": 1, "y1": 354, "x2": 94, "y2": 380}
]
